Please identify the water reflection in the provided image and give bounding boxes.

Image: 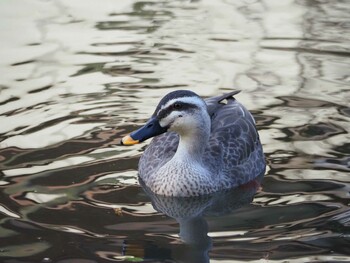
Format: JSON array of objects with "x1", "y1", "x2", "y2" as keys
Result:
[{"x1": 140, "y1": 175, "x2": 262, "y2": 263}]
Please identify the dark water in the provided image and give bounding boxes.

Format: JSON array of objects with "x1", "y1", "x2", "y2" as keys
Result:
[{"x1": 0, "y1": 0, "x2": 350, "y2": 262}]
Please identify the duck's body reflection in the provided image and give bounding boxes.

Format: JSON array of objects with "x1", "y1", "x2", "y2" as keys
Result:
[{"x1": 139, "y1": 173, "x2": 263, "y2": 263}]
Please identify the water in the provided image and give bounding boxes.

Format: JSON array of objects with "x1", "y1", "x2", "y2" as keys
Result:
[{"x1": 0, "y1": 0, "x2": 349, "y2": 262}]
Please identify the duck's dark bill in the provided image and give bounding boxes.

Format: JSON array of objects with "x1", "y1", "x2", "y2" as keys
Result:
[{"x1": 121, "y1": 117, "x2": 167, "y2": 146}]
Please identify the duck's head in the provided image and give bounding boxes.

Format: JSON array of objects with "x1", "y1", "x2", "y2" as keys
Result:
[{"x1": 121, "y1": 90, "x2": 210, "y2": 145}]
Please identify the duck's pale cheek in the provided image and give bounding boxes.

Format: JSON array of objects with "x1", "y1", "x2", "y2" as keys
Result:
[
  {"x1": 159, "y1": 119, "x2": 168, "y2": 128},
  {"x1": 159, "y1": 111, "x2": 179, "y2": 128}
]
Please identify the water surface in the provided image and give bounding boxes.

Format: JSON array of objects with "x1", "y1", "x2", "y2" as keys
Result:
[{"x1": 0, "y1": 0, "x2": 349, "y2": 262}]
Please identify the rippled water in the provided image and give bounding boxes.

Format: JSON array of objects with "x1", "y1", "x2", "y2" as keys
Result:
[{"x1": 1, "y1": 0, "x2": 350, "y2": 262}]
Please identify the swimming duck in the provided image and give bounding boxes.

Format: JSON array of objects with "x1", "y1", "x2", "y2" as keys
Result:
[{"x1": 121, "y1": 90, "x2": 265, "y2": 197}]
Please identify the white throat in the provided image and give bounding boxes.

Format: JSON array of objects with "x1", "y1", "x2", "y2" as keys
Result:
[{"x1": 172, "y1": 111, "x2": 211, "y2": 164}]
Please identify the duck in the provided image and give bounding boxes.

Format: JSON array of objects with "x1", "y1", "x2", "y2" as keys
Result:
[{"x1": 121, "y1": 90, "x2": 265, "y2": 197}]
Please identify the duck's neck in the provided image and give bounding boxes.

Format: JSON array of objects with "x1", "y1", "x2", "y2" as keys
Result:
[{"x1": 173, "y1": 117, "x2": 210, "y2": 164}]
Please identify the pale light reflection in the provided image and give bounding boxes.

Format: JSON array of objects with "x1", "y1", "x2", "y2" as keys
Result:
[
  {"x1": 95, "y1": 171, "x2": 138, "y2": 185},
  {"x1": 2, "y1": 146, "x2": 140, "y2": 183},
  {"x1": 2, "y1": 121, "x2": 100, "y2": 149},
  {"x1": 0, "y1": 205, "x2": 20, "y2": 218},
  {"x1": 280, "y1": 169, "x2": 350, "y2": 182},
  {"x1": 3, "y1": 156, "x2": 93, "y2": 177},
  {"x1": 90, "y1": 202, "x2": 157, "y2": 215},
  {"x1": 25, "y1": 192, "x2": 67, "y2": 204},
  {"x1": 211, "y1": 256, "x2": 350, "y2": 263},
  {"x1": 54, "y1": 226, "x2": 85, "y2": 234},
  {"x1": 209, "y1": 230, "x2": 246, "y2": 237},
  {"x1": 257, "y1": 193, "x2": 332, "y2": 206}
]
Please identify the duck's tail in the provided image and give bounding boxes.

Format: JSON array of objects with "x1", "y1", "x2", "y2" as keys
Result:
[
  {"x1": 205, "y1": 90, "x2": 241, "y2": 117},
  {"x1": 215, "y1": 90, "x2": 241, "y2": 104}
]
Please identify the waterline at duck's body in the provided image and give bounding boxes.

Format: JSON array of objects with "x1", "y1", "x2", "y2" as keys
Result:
[{"x1": 122, "y1": 90, "x2": 266, "y2": 197}]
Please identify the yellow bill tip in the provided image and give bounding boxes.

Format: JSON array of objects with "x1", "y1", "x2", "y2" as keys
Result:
[{"x1": 121, "y1": 135, "x2": 139, "y2": 146}]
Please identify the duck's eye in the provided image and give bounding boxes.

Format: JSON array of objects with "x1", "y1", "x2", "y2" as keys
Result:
[{"x1": 173, "y1": 103, "x2": 182, "y2": 109}]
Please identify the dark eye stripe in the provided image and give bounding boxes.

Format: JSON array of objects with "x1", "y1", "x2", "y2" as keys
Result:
[
  {"x1": 157, "y1": 102, "x2": 198, "y2": 120},
  {"x1": 153, "y1": 90, "x2": 199, "y2": 114}
]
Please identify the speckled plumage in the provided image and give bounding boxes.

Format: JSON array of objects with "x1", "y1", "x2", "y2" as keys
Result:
[{"x1": 138, "y1": 90, "x2": 265, "y2": 196}]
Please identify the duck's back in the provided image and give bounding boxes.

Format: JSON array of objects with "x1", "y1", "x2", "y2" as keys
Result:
[
  {"x1": 204, "y1": 93, "x2": 265, "y2": 187},
  {"x1": 139, "y1": 92, "x2": 265, "y2": 186}
]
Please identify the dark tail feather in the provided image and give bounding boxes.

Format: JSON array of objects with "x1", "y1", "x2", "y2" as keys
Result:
[
  {"x1": 206, "y1": 90, "x2": 241, "y2": 117},
  {"x1": 215, "y1": 90, "x2": 241, "y2": 103}
]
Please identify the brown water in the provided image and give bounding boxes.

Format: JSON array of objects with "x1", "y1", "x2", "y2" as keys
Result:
[{"x1": 0, "y1": 0, "x2": 349, "y2": 262}]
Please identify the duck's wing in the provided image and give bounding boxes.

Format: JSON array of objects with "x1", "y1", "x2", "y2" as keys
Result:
[
  {"x1": 204, "y1": 92, "x2": 265, "y2": 183},
  {"x1": 139, "y1": 131, "x2": 179, "y2": 180}
]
